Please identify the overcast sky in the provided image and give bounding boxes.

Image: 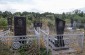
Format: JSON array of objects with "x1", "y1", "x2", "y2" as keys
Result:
[{"x1": 0, "y1": 0, "x2": 85, "y2": 13}]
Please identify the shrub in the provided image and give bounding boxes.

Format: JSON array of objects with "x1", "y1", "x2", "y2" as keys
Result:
[{"x1": 0, "y1": 18, "x2": 7, "y2": 29}]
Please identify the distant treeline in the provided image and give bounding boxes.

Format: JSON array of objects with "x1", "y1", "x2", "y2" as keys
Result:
[{"x1": 0, "y1": 9, "x2": 85, "y2": 28}]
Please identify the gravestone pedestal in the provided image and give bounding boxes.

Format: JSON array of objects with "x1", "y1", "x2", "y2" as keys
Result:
[
  {"x1": 54, "y1": 39, "x2": 65, "y2": 47},
  {"x1": 55, "y1": 37, "x2": 69, "y2": 50},
  {"x1": 48, "y1": 37, "x2": 69, "y2": 51}
]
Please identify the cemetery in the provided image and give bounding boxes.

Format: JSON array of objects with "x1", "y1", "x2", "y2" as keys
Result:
[{"x1": 0, "y1": 15, "x2": 84, "y2": 55}]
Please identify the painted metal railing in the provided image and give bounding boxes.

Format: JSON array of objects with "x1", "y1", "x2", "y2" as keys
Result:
[{"x1": 0, "y1": 28, "x2": 84, "y2": 55}]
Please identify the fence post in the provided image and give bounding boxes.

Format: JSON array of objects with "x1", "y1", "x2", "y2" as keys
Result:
[
  {"x1": 34, "y1": 27, "x2": 40, "y2": 55},
  {"x1": 47, "y1": 35, "x2": 49, "y2": 55},
  {"x1": 82, "y1": 33, "x2": 84, "y2": 52}
]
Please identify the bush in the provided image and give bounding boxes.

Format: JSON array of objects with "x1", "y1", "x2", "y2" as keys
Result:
[{"x1": 0, "y1": 18, "x2": 7, "y2": 28}]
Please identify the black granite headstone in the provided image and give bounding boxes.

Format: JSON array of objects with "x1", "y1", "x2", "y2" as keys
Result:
[
  {"x1": 33, "y1": 21, "x2": 42, "y2": 28},
  {"x1": 14, "y1": 16, "x2": 26, "y2": 36},
  {"x1": 14, "y1": 16, "x2": 26, "y2": 44},
  {"x1": 55, "y1": 18, "x2": 65, "y2": 47},
  {"x1": 55, "y1": 18, "x2": 65, "y2": 34}
]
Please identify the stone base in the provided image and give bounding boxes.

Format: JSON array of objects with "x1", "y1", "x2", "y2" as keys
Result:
[
  {"x1": 49, "y1": 38, "x2": 69, "y2": 51},
  {"x1": 53, "y1": 47, "x2": 69, "y2": 51},
  {"x1": 51, "y1": 48, "x2": 76, "y2": 55}
]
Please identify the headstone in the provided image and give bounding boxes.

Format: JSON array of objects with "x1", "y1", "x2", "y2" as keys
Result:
[
  {"x1": 55, "y1": 18, "x2": 65, "y2": 47},
  {"x1": 77, "y1": 21, "x2": 81, "y2": 28},
  {"x1": 14, "y1": 16, "x2": 26, "y2": 44},
  {"x1": 14, "y1": 16, "x2": 26, "y2": 36},
  {"x1": 55, "y1": 18, "x2": 65, "y2": 34},
  {"x1": 73, "y1": 21, "x2": 77, "y2": 30},
  {"x1": 7, "y1": 17, "x2": 12, "y2": 29},
  {"x1": 33, "y1": 21, "x2": 42, "y2": 29},
  {"x1": 34, "y1": 21, "x2": 42, "y2": 27},
  {"x1": 71, "y1": 18, "x2": 73, "y2": 27}
]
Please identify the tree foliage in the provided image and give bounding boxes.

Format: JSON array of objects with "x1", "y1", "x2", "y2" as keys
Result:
[{"x1": 0, "y1": 9, "x2": 85, "y2": 28}]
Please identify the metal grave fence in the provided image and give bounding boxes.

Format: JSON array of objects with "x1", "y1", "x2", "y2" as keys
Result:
[{"x1": 0, "y1": 29, "x2": 84, "y2": 55}]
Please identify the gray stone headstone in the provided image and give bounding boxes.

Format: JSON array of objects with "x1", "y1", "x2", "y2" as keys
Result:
[
  {"x1": 71, "y1": 18, "x2": 73, "y2": 27},
  {"x1": 73, "y1": 21, "x2": 77, "y2": 30}
]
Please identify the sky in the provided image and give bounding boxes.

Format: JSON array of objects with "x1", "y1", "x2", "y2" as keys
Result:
[{"x1": 0, "y1": 0, "x2": 85, "y2": 13}]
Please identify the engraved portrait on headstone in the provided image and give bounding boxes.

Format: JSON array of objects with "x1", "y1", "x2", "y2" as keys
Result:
[{"x1": 17, "y1": 19, "x2": 23, "y2": 27}]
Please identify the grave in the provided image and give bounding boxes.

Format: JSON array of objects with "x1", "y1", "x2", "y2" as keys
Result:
[
  {"x1": 55, "y1": 18, "x2": 65, "y2": 47},
  {"x1": 49, "y1": 18, "x2": 69, "y2": 50},
  {"x1": 14, "y1": 16, "x2": 26, "y2": 44}
]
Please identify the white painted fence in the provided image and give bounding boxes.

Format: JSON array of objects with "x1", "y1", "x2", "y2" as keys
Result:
[{"x1": 0, "y1": 28, "x2": 84, "y2": 55}]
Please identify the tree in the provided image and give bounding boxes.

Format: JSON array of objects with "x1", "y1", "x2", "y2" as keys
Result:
[
  {"x1": 79, "y1": 11, "x2": 84, "y2": 17},
  {"x1": 13, "y1": 12, "x2": 21, "y2": 16},
  {"x1": 73, "y1": 9, "x2": 81, "y2": 14},
  {"x1": 41, "y1": 12, "x2": 53, "y2": 17},
  {"x1": 31, "y1": 12, "x2": 41, "y2": 22},
  {"x1": 0, "y1": 11, "x2": 2, "y2": 18},
  {"x1": 62, "y1": 12, "x2": 66, "y2": 20},
  {"x1": 21, "y1": 11, "x2": 29, "y2": 16},
  {"x1": 0, "y1": 18, "x2": 7, "y2": 29},
  {"x1": 2, "y1": 11, "x2": 12, "y2": 18}
]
